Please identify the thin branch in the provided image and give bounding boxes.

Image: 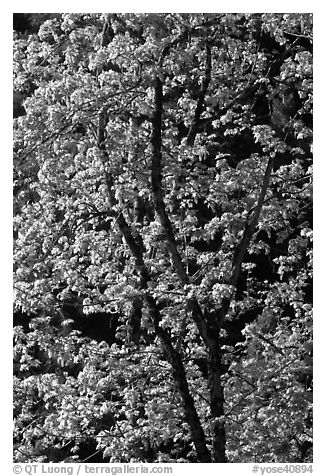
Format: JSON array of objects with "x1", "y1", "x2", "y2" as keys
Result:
[
  {"x1": 225, "y1": 388, "x2": 257, "y2": 417},
  {"x1": 283, "y1": 30, "x2": 313, "y2": 42},
  {"x1": 254, "y1": 332, "x2": 285, "y2": 355},
  {"x1": 17, "y1": 36, "x2": 70, "y2": 87},
  {"x1": 82, "y1": 448, "x2": 104, "y2": 463}
]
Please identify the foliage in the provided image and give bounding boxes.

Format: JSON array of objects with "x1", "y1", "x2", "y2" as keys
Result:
[{"x1": 13, "y1": 13, "x2": 312, "y2": 463}]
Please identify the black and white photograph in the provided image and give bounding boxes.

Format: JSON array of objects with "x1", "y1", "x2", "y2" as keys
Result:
[{"x1": 12, "y1": 8, "x2": 313, "y2": 468}]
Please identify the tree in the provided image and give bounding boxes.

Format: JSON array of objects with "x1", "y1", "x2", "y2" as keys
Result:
[{"x1": 13, "y1": 13, "x2": 312, "y2": 463}]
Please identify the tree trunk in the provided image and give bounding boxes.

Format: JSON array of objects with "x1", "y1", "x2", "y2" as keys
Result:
[{"x1": 146, "y1": 295, "x2": 212, "y2": 463}]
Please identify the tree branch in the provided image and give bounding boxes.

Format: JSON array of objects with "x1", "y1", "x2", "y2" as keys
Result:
[
  {"x1": 150, "y1": 77, "x2": 189, "y2": 286},
  {"x1": 145, "y1": 294, "x2": 211, "y2": 462},
  {"x1": 186, "y1": 41, "x2": 212, "y2": 146},
  {"x1": 149, "y1": 75, "x2": 216, "y2": 349},
  {"x1": 150, "y1": 76, "x2": 214, "y2": 348},
  {"x1": 149, "y1": 71, "x2": 227, "y2": 459},
  {"x1": 230, "y1": 156, "x2": 274, "y2": 289},
  {"x1": 216, "y1": 156, "x2": 274, "y2": 330}
]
